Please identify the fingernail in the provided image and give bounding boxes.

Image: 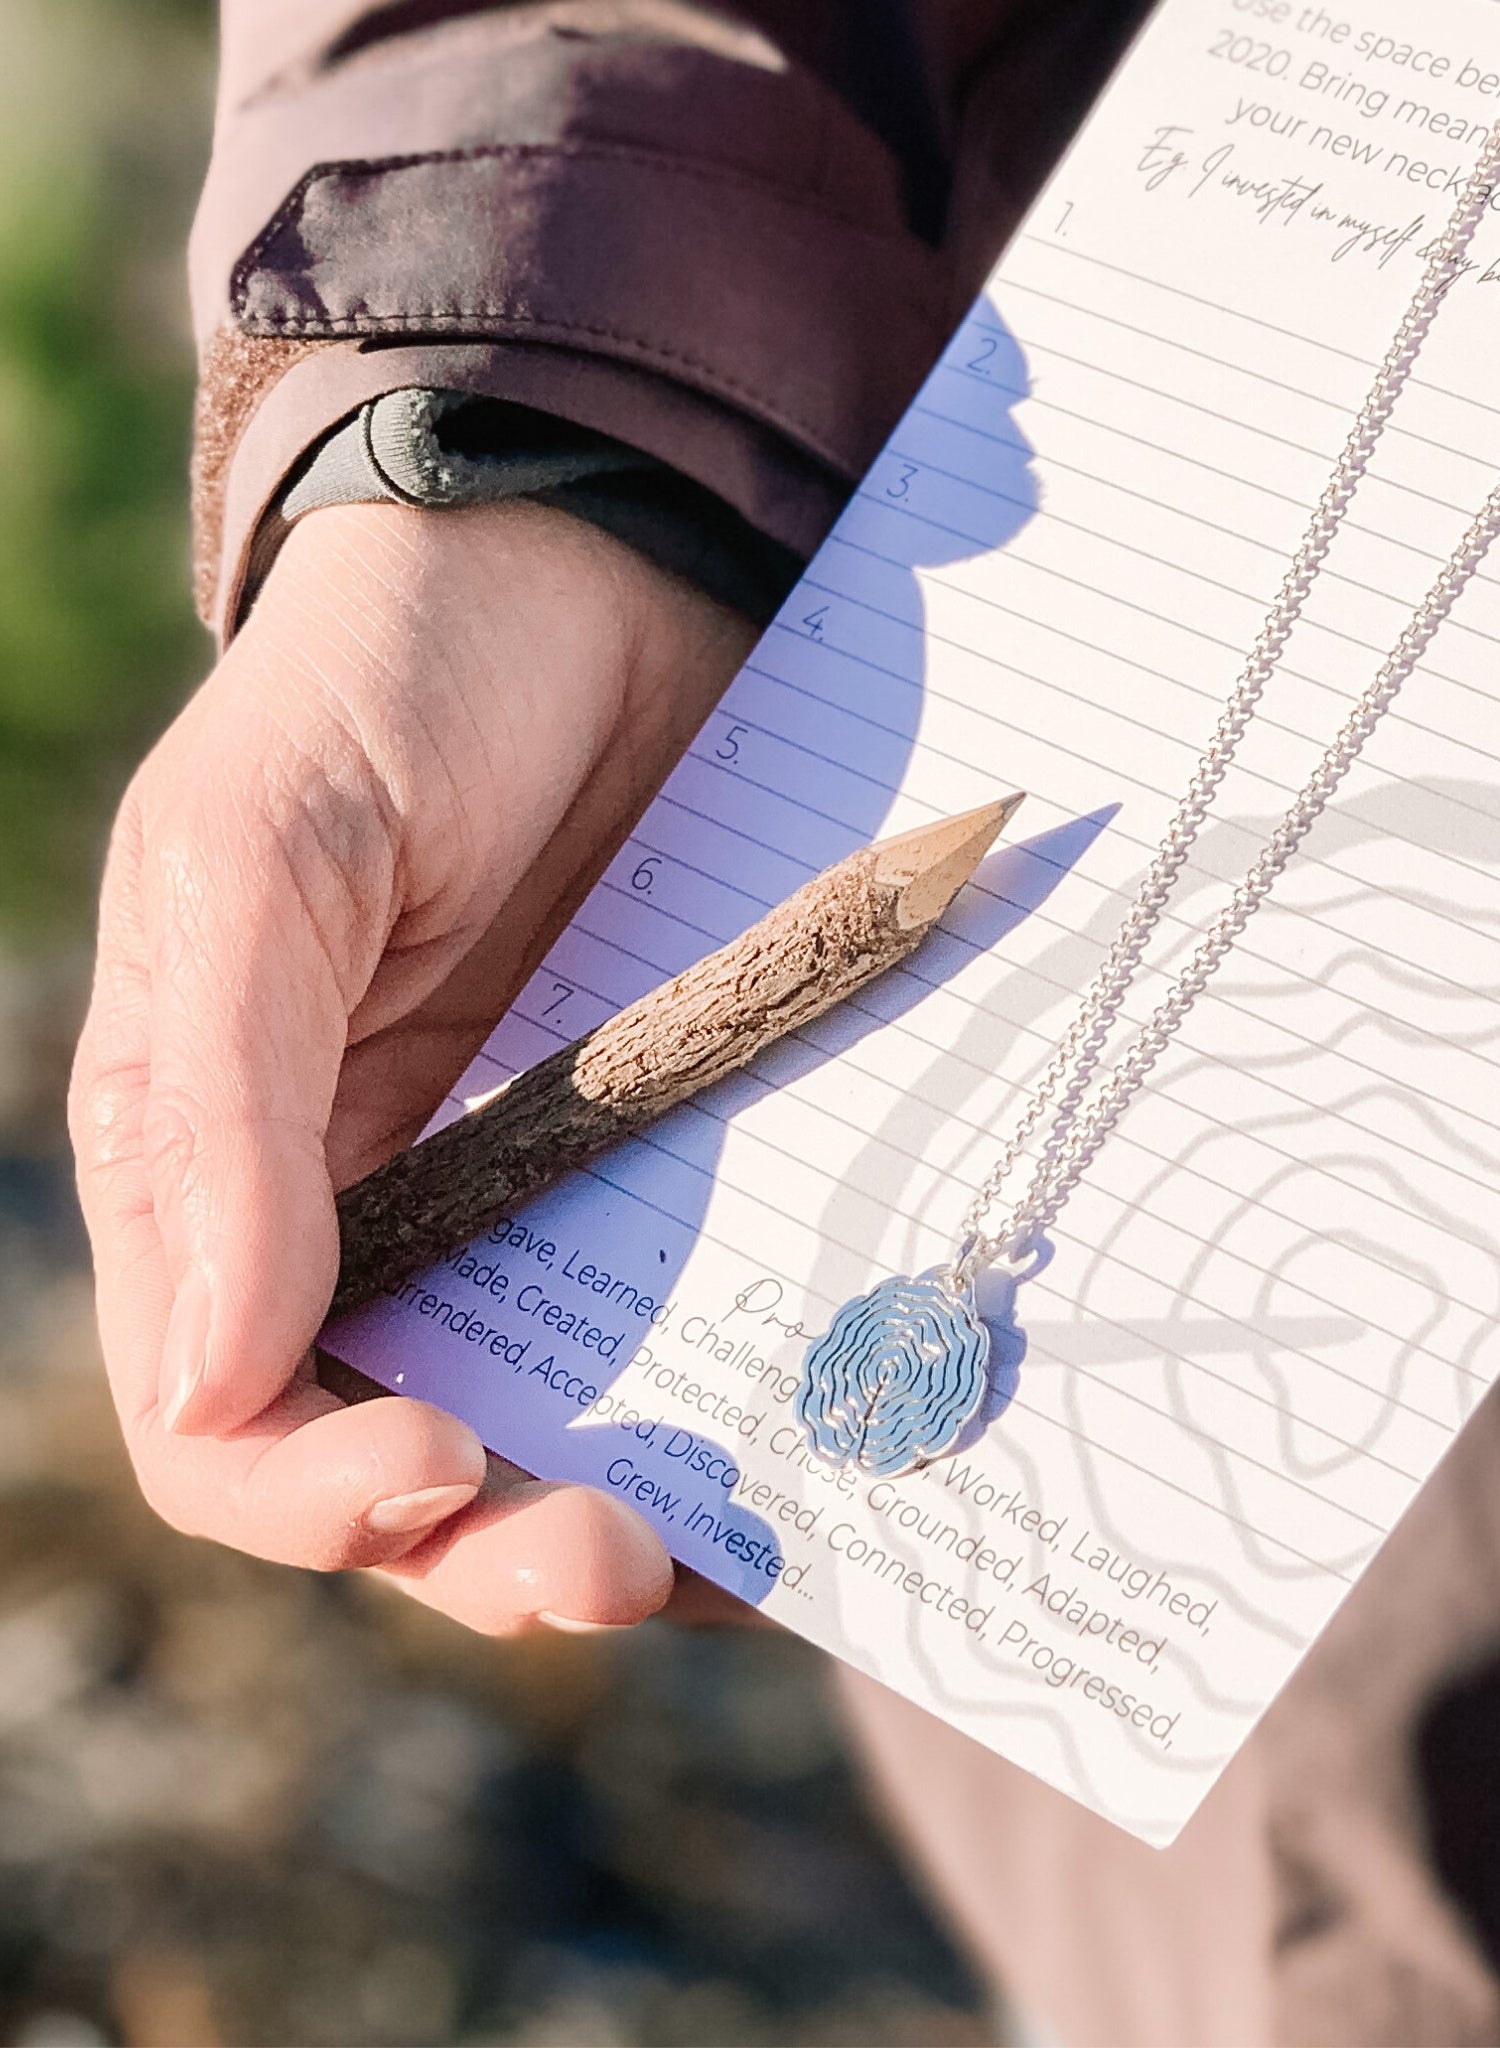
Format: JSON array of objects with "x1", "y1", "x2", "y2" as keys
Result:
[
  {"x1": 363, "y1": 1482, "x2": 478, "y2": 1537},
  {"x1": 160, "y1": 1267, "x2": 213, "y2": 1433},
  {"x1": 536, "y1": 1611, "x2": 632, "y2": 1635}
]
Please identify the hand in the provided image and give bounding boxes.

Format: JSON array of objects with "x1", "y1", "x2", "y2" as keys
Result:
[{"x1": 70, "y1": 500, "x2": 758, "y2": 1634}]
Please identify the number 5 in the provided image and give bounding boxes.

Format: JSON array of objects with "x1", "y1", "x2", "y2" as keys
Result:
[{"x1": 715, "y1": 722, "x2": 748, "y2": 763}]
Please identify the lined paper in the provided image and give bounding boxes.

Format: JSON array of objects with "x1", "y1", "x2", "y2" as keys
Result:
[{"x1": 324, "y1": 0, "x2": 1500, "y2": 1842}]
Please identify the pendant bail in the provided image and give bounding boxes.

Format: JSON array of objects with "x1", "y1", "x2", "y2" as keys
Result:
[
  {"x1": 945, "y1": 1232, "x2": 988, "y2": 1294},
  {"x1": 947, "y1": 1224, "x2": 1046, "y2": 1296}
]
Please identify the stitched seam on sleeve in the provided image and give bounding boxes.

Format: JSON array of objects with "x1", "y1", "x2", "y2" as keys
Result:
[
  {"x1": 232, "y1": 308, "x2": 881, "y2": 469},
  {"x1": 229, "y1": 143, "x2": 947, "y2": 473},
  {"x1": 230, "y1": 140, "x2": 927, "y2": 297}
]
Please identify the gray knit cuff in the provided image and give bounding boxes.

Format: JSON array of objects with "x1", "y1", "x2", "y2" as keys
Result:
[
  {"x1": 242, "y1": 389, "x2": 651, "y2": 600},
  {"x1": 239, "y1": 388, "x2": 801, "y2": 627}
]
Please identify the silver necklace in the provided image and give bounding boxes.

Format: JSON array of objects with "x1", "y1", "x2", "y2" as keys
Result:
[{"x1": 796, "y1": 121, "x2": 1500, "y2": 1481}]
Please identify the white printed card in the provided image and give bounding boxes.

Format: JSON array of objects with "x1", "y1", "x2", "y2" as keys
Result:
[{"x1": 324, "y1": 0, "x2": 1500, "y2": 1844}]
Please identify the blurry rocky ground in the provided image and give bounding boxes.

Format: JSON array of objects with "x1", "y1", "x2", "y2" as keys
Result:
[{"x1": 0, "y1": 2, "x2": 995, "y2": 2043}]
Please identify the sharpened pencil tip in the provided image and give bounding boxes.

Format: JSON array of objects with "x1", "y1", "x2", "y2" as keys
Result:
[{"x1": 872, "y1": 794, "x2": 1027, "y2": 930}]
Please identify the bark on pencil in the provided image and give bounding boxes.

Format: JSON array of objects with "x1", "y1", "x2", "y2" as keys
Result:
[{"x1": 329, "y1": 794, "x2": 1026, "y2": 1321}]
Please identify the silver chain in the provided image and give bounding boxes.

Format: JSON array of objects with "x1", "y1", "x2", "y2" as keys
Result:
[{"x1": 950, "y1": 121, "x2": 1500, "y2": 1290}]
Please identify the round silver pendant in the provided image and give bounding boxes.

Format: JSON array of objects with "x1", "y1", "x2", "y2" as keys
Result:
[{"x1": 795, "y1": 1271, "x2": 992, "y2": 1479}]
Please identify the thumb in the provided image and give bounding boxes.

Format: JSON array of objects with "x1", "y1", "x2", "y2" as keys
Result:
[{"x1": 139, "y1": 701, "x2": 394, "y2": 1438}]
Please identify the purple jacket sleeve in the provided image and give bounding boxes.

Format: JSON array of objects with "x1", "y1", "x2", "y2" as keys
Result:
[{"x1": 191, "y1": 0, "x2": 1148, "y2": 636}]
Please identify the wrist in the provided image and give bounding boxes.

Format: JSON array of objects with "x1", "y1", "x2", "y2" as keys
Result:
[{"x1": 262, "y1": 495, "x2": 754, "y2": 728}]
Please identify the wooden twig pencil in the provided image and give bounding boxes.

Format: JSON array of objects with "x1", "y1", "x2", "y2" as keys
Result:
[{"x1": 329, "y1": 794, "x2": 1026, "y2": 1321}]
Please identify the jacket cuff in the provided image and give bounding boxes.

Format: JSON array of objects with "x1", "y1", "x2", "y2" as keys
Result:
[
  {"x1": 191, "y1": 21, "x2": 954, "y2": 642},
  {"x1": 230, "y1": 141, "x2": 948, "y2": 468}
]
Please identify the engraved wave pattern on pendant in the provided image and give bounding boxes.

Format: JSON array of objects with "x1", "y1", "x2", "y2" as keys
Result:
[{"x1": 796, "y1": 1273, "x2": 992, "y2": 1478}]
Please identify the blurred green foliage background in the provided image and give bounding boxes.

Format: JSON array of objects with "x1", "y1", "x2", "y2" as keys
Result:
[{"x1": 0, "y1": 0, "x2": 211, "y2": 945}]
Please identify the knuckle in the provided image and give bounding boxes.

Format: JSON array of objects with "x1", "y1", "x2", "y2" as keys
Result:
[
  {"x1": 140, "y1": 1087, "x2": 210, "y2": 1195},
  {"x1": 149, "y1": 761, "x2": 378, "y2": 1018},
  {"x1": 68, "y1": 1036, "x2": 147, "y2": 1172},
  {"x1": 151, "y1": 805, "x2": 221, "y2": 933}
]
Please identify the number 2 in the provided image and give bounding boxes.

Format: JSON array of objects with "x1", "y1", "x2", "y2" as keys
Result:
[{"x1": 966, "y1": 336, "x2": 998, "y2": 374}]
